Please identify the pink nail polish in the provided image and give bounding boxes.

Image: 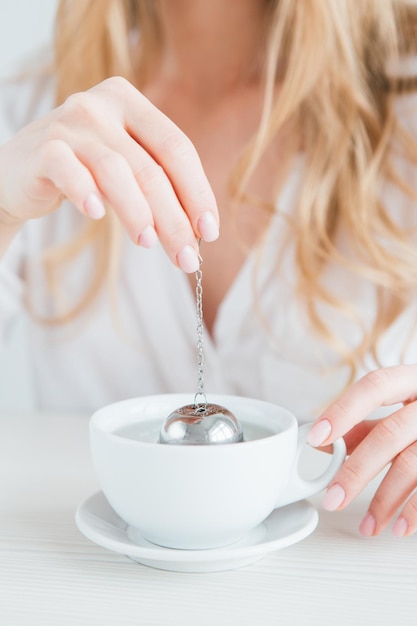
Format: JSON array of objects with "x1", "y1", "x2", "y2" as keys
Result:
[
  {"x1": 198, "y1": 211, "x2": 219, "y2": 242},
  {"x1": 84, "y1": 192, "x2": 106, "y2": 219},
  {"x1": 177, "y1": 245, "x2": 199, "y2": 273},
  {"x1": 393, "y1": 516, "x2": 408, "y2": 538},
  {"x1": 307, "y1": 419, "x2": 332, "y2": 447},
  {"x1": 359, "y1": 512, "x2": 376, "y2": 537},
  {"x1": 322, "y1": 483, "x2": 346, "y2": 511},
  {"x1": 138, "y1": 225, "x2": 158, "y2": 248}
]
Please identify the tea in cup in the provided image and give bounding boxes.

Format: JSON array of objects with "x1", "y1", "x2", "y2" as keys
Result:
[{"x1": 90, "y1": 393, "x2": 346, "y2": 550}]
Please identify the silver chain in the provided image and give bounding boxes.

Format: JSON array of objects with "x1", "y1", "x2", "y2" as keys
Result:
[{"x1": 193, "y1": 240, "x2": 207, "y2": 412}]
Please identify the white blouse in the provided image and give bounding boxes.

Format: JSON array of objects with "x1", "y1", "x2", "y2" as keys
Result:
[{"x1": 1, "y1": 67, "x2": 417, "y2": 420}]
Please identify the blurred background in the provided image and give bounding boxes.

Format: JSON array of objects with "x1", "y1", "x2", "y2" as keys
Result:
[
  {"x1": 0, "y1": 0, "x2": 58, "y2": 410},
  {"x1": 0, "y1": 0, "x2": 57, "y2": 79}
]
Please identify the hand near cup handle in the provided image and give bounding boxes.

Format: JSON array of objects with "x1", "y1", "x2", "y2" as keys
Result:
[
  {"x1": 274, "y1": 423, "x2": 346, "y2": 508},
  {"x1": 307, "y1": 364, "x2": 417, "y2": 538}
]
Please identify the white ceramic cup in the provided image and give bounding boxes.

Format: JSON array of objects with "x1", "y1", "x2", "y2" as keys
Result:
[{"x1": 90, "y1": 394, "x2": 346, "y2": 550}]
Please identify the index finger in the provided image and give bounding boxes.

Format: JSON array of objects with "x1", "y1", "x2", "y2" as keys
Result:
[{"x1": 307, "y1": 365, "x2": 417, "y2": 447}]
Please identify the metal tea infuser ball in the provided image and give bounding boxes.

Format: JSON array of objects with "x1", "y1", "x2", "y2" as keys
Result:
[{"x1": 159, "y1": 242, "x2": 244, "y2": 445}]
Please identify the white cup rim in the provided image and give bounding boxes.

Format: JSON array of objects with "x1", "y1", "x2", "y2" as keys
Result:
[{"x1": 90, "y1": 393, "x2": 297, "y2": 447}]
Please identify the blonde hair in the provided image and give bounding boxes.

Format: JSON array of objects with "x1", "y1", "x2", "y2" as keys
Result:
[{"x1": 48, "y1": 0, "x2": 417, "y2": 378}]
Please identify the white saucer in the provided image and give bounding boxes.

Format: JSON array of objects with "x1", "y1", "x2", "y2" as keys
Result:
[{"x1": 75, "y1": 492, "x2": 318, "y2": 573}]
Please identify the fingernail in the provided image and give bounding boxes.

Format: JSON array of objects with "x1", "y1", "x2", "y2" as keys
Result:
[
  {"x1": 307, "y1": 419, "x2": 332, "y2": 447},
  {"x1": 177, "y1": 245, "x2": 200, "y2": 273},
  {"x1": 392, "y1": 516, "x2": 408, "y2": 538},
  {"x1": 359, "y1": 512, "x2": 376, "y2": 537},
  {"x1": 138, "y1": 225, "x2": 158, "y2": 248},
  {"x1": 322, "y1": 483, "x2": 345, "y2": 511},
  {"x1": 84, "y1": 192, "x2": 106, "y2": 219},
  {"x1": 198, "y1": 211, "x2": 219, "y2": 242}
]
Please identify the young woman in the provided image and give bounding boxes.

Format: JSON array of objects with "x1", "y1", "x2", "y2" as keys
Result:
[{"x1": 1, "y1": 0, "x2": 417, "y2": 538}]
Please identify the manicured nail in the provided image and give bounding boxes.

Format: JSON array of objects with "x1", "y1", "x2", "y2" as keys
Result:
[
  {"x1": 307, "y1": 419, "x2": 332, "y2": 447},
  {"x1": 138, "y1": 225, "x2": 158, "y2": 248},
  {"x1": 322, "y1": 483, "x2": 345, "y2": 511},
  {"x1": 392, "y1": 516, "x2": 408, "y2": 538},
  {"x1": 177, "y1": 245, "x2": 200, "y2": 273},
  {"x1": 84, "y1": 192, "x2": 106, "y2": 219},
  {"x1": 198, "y1": 211, "x2": 219, "y2": 242},
  {"x1": 359, "y1": 512, "x2": 376, "y2": 537}
]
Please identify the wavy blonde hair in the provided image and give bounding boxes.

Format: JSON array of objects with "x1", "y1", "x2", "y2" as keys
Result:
[{"x1": 47, "y1": 0, "x2": 417, "y2": 378}]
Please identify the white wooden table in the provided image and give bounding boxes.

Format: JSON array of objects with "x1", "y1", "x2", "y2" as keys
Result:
[{"x1": 0, "y1": 412, "x2": 415, "y2": 626}]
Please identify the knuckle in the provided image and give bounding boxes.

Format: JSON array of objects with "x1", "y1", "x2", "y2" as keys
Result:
[
  {"x1": 369, "y1": 489, "x2": 392, "y2": 525},
  {"x1": 61, "y1": 92, "x2": 97, "y2": 123},
  {"x1": 403, "y1": 495, "x2": 417, "y2": 520},
  {"x1": 330, "y1": 396, "x2": 352, "y2": 422},
  {"x1": 396, "y1": 445, "x2": 417, "y2": 475},
  {"x1": 361, "y1": 369, "x2": 391, "y2": 398},
  {"x1": 189, "y1": 184, "x2": 215, "y2": 207},
  {"x1": 95, "y1": 151, "x2": 128, "y2": 178},
  {"x1": 136, "y1": 163, "x2": 166, "y2": 195},
  {"x1": 101, "y1": 75, "x2": 130, "y2": 94},
  {"x1": 374, "y1": 413, "x2": 403, "y2": 443},
  {"x1": 168, "y1": 223, "x2": 192, "y2": 247},
  {"x1": 162, "y1": 130, "x2": 195, "y2": 160},
  {"x1": 370, "y1": 489, "x2": 386, "y2": 513},
  {"x1": 38, "y1": 138, "x2": 65, "y2": 162},
  {"x1": 37, "y1": 139, "x2": 71, "y2": 172},
  {"x1": 38, "y1": 113, "x2": 76, "y2": 146},
  {"x1": 160, "y1": 222, "x2": 192, "y2": 254},
  {"x1": 340, "y1": 459, "x2": 363, "y2": 489}
]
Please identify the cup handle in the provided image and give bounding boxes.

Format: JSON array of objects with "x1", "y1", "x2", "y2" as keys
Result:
[{"x1": 275, "y1": 422, "x2": 346, "y2": 508}]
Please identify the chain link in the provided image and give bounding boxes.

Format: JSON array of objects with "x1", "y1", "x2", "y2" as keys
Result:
[{"x1": 194, "y1": 240, "x2": 207, "y2": 412}]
